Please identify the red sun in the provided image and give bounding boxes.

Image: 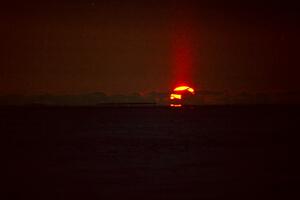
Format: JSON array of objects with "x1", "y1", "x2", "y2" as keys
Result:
[{"x1": 170, "y1": 85, "x2": 195, "y2": 107}]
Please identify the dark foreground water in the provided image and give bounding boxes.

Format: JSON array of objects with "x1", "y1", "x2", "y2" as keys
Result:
[{"x1": 2, "y1": 105, "x2": 300, "y2": 199}]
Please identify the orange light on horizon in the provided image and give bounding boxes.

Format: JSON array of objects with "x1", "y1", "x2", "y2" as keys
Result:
[
  {"x1": 170, "y1": 93, "x2": 182, "y2": 100},
  {"x1": 170, "y1": 104, "x2": 182, "y2": 107}
]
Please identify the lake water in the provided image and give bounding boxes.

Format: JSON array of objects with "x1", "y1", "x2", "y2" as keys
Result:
[{"x1": 2, "y1": 105, "x2": 300, "y2": 199}]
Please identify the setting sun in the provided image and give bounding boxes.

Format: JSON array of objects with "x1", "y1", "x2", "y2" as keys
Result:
[
  {"x1": 170, "y1": 85, "x2": 195, "y2": 107},
  {"x1": 170, "y1": 93, "x2": 182, "y2": 100},
  {"x1": 173, "y1": 86, "x2": 195, "y2": 94}
]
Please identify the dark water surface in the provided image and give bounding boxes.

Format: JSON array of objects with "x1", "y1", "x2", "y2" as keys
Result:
[{"x1": 2, "y1": 105, "x2": 300, "y2": 199}]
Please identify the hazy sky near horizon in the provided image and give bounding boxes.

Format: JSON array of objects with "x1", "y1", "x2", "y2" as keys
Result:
[{"x1": 1, "y1": 1, "x2": 299, "y2": 95}]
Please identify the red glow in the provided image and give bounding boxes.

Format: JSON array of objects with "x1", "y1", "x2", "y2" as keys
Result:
[
  {"x1": 170, "y1": 5, "x2": 197, "y2": 105},
  {"x1": 170, "y1": 11, "x2": 196, "y2": 87},
  {"x1": 172, "y1": 32, "x2": 193, "y2": 85}
]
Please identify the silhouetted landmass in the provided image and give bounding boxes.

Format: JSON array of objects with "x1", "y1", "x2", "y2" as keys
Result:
[
  {"x1": 0, "y1": 92, "x2": 159, "y2": 106},
  {"x1": 0, "y1": 91, "x2": 300, "y2": 106}
]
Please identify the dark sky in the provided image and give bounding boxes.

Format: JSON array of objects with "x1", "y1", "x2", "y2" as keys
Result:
[{"x1": 1, "y1": 0, "x2": 299, "y2": 95}]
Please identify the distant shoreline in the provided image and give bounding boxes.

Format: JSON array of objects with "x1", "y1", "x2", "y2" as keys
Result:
[{"x1": 0, "y1": 103, "x2": 299, "y2": 108}]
